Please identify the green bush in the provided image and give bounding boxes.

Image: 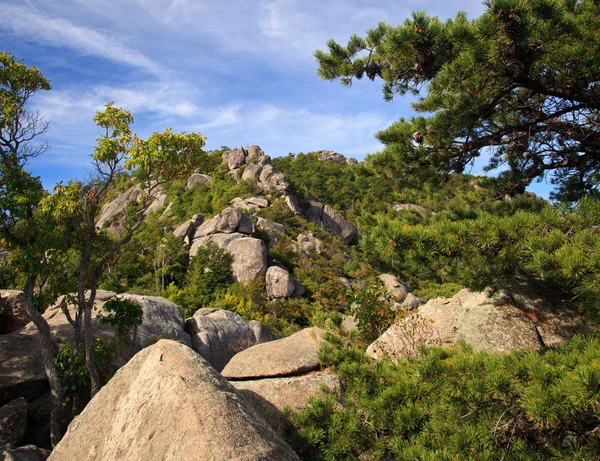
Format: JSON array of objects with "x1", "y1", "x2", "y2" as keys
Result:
[{"x1": 289, "y1": 333, "x2": 600, "y2": 460}]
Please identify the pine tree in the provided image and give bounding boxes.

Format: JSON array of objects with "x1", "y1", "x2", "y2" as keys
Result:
[{"x1": 315, "y1": 0, "x2": 600, "y2": 201}]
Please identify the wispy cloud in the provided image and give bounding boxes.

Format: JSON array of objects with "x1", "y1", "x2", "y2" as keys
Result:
[{"x1": 0, "y1": 4, "x2": 161, "y2": 74}]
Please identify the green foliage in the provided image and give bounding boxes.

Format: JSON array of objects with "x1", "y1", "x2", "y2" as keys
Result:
[
  {"x1": 54, "y1": 339, "x2": 116, "y2": 392},
  {"x1": 315, "y1": 1, "x2": 600, "y2": 200},
  {"x1": 289, "y1": 333, "x2": 600, "y2": 460},
  {"x1": 361, "y1": 197, "x2": 600, "y2": 314},
  {"x1": 350, "y1": 281, "x2": 397, "y2": 343},
  {"x1": 96, "y1": 297, "x2": 143, "y2": 346}
]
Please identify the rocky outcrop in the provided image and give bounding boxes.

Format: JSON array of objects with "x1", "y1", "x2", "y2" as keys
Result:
[
  {"x1": 222, "y1": 327, "x2": 324, "y2": 379},
  {"x1": 0, "y1": 397, "x2": 27, "y2": 448},
  {"x1": 48, "y1": 340, "x2": 299, "y2": 461},
  {"x1": 295, "y1": 232, "x2": 323, "y2": 257},
  {"x1": 185, "y1": 308, "x2": 257, "y2": 372},
  {"x1": 317, "y1": 150, "x2": 346, "y2": 163},
  {"x1": 266, "y1": 267, "x2": 295, "y2": 299},
  {"x1": 366, "y1": 289, "x2": 582, "y2": 359},
  {"x1": 186, "y1": 173, "x2": 211, "y2": 188},
  {"x1": 321, "y1": 205, "x2": 358, "y2": 244},
  {"x1": 256, "y1": 218, "x2": 285, "y2": 249},
  {"x1": 0, "y1": 290, "x2": 29, "y2": 334},
  {"x1": 172, "y1": 213, "x2": 203, "y2": 244},
  {"x1": 249, "y1": 320, "x2": 279, "y2": 344},
  {"x1": 228, "y1": 238, "x2": 268, "y2": 283},
  {"x1": 194, "y1": 207, "x2": 252, "y2": 238},
  {"x1": 378, "y1": 274, "x2": 410, "y2": 303},
  {"x1": 232, "y1": 370, "x2": 339, "y2": 434},
  {"x1": 0, "y1": 292, "x2": 189, "y2": 409},
  {"x1": 231, "y1": 196, "x2": 269, "y2": 211}
]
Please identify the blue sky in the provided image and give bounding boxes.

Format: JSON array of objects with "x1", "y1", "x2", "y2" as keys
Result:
[{"x1": 1, "y1": 0, "x2": 554, "y2": 197}]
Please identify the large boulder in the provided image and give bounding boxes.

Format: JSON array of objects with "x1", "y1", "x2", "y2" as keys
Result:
[
  {"x1": 317, "y1": 151, "x2": 346, "y2": 163},
  {"x1": 248, "y1": 320, "x2": 279, "y2": 344},
  {"x1": 194, "y1": 208, "x2": 249, "y2": 238},
  {"x1": 378, "y1": 274, "x2": 410, "y2": 303},
  {"x1": 246, "y1": 145, "x2": 265, "y2": 161},
  {"x1": 223, "y1": 147, "x2": 247, "y2": 170},
  {"x1": 95, "y1": 185, "x2": 141, "y2": 234},
  {"x1": 0, "y1": 290, "x2": 29, "y2": 334},
  {"x1": 266, "y1": 267, "x2": 295, "y2": 299},
  {"x1": 242, "y1": 163, "x2": 263, "y2": 182},
  {"x1": 222, "y1": 327, "x2": 324, "y2": 379},
  {"x1": 48, "y1": 340, "x2": 299, "y2": 461},
  {"x1": 232, "y1": 370, "x2": 339, "y2": 435},
  {"x1": 186, "y1": 173, "x2": 211, "y2": 189},
  {"x1": 321, "y1": 205, "x2": 357, "y2": 244},
  {"x1": 189, "y1": 232, "x2": 245, "y2": 258},
  {"x1": 184, "y1": 308, "x2": 256, "y2": 372},
  {"x1": 0, "y1": 397, "x2": 27, "y2": 448},
  {"x1": 231, "y1": 197, "x2": 269, "y2": 211},
  {"x1": 261, "y1": 172, "x2": 289, "y2": 192},
  {"x1": 366, "y1": 289, "x2": 582, "y2": 359},
  {"x1": 227, "y1": 238, "x2": 268, "y2": 283},
  {"x1": 0, "y1": 292, "x2": 190, "y2": 406}
]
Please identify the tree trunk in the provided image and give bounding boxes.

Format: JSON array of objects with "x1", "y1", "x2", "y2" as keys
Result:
[{"x1": 22, "y1": 276, "x2": 65, "y2": 447}]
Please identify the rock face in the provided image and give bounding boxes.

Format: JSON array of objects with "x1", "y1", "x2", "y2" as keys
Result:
[
  {"x1": 186, "y1": 173, "x2": 211, "y2": 188},
  {"x1": 232, "y1": 370, "x2": 339, "y2": 434},
  {"x1": 222, "y1": 327, "x2": 324, "y2": 379},
  {"x1": 185, "y1": 308, "x2": 257, "y2": 372},
  {"x1": 266, "y1": 267, "x2": 295, "y2": 299},
  {"x1": 366, "y1": 289, "x2": 582, "y2": 359},
  {"x1": 322, "y1": 205, "x2": 358, "y2": 244},
  {"x1": 194, "y1": 208, "x2": 252, "y2": 238},
  {"x1": 0, "y1": 397, "x2": 27, "y2": 448},
  {"x1": 223, "y1": 147, "x2": 248, "y2": 170},
  {"x1": 0, "y1": 293, "x2": 190, "y2": 407},
  {"x1": 48, "y1": 340, "x2": 299, "y2": 461},
  {"x1": 227, "y1": 238, "x2": 268, "y2": 283},
  {"x1": 0, "y1": 290, "x2": 29, "y2": 334},
  {"x1": 378, "y1": 274, "x2": 410, "y2": 303},
  {"x1": 248, "y1": 320, "x2": 279, "y2": 344},
  {"x1": 317, "y1": 150, "x2": 346, "y2": 163}
]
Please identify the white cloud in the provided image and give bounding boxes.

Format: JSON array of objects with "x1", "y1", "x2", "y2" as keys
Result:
[{"x1": 0, "y1": 4, "x2": 160, "y2": 74}]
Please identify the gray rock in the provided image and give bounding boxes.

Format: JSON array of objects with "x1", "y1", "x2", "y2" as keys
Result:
[
  {"x1": 317, "y1": 150, "x2": 346, "y2": 163},
  {"x1": 402, "y1": 293, "x2": 422, "y2": 310},
  {"x1": 338, "y1": 277, "x2": 352, "y2": 291},
  {"x1": 0, "y1": 290, "x2": 29, "y2": 334},
  {"x1": 145, "y1": 192, "x2": 167, "y2": 216},
  {"x1": 96, "y1": 185, "x2": 141, "y2": 234},
  {"x1": 185, "y1": 308, "x2": 256, "y2": 372},
  {"x1": 246, "y1": 145, "x2": 265, "y2": 161},
  {"x1": 172, "y1": 220, "x2": 196, "y2": 240},
  {"x1": 256, "y1": 218, "x2": 285, "y2": 250},
  {"x1": 1, "y1": 445, "x2": 51, "y2": 461},
  {"x1": 189, "y1": 233, "x2": 245, "y2": 258},
  {"x1": 292, "y1": 278, "x2": 305, "y2": 298},
  {"x1": 222, "y1": 327, "x2": 324, "y2": 379},
  {"x1": 194, "y1": 208, "x2": 243, "y2": 238},
  {"x1": 392, "y1": 203, "x2": 428, "y2": 214},
  {"x1": 283, "y1": 193, "x2": 303, "y2": 215},
  {"x1": 242, "y1": 163, "x2": 263, "y2": 182},
  {"x1": 341, "y1": 315, "x2": 358, "y2": 331},
  {"x1": 0, "y1": 397, "x2": 27, "y2": 448},
  {"x1": 346, "y1": 158, "x2": 358, "y2": 164},
  {"x1": 48, "y1": 340, "x2": 299, "y2": 461},
  {"x1": 322, "y1": 205, "x2": 357, "y2": 244},
  {"x1": 228, "y1": 238, "x2": 268, "y2": 283},
  {"x1": 246, "y1": 197, "x2": 269, "y2": 208},
  {"x1": 262, "y1": 172, "x2": 289, "y2": 192},
  {"x1": 0, "y1": 292, "x2": 190, "y2": 406},
  {"x1": 378, "y1": 274, "x2": 410, "y2": 303},
  {"x1": 258, "y1": 164, "x2": 275, "y2": 183},
  {"x1": 228, "y1": 169, "x2": 241, "y2": 182},
  {"x1": 302, "y1": 200, "x2": 323, "y2": 223},
  {"x1": 366, "y1": 289, "x2": 580, "y2": 359},
  {"x1": 232, "y1": 370, "x2": 339, "y2": 435},
  {"x1": 222, "y1": 147, "x2": 247, "y2": 170},
  {"x1": 257, "y1": 155, "x2": 272, "y2": 167},
  {"x1": 186, "y1": 173, "x2": 211, "y2": 189},
  {"x1": 266, "y1": 267, "x2": 295, "y2": 299},
  {"x1": 237, "y1": 212, "x2": 254, "y2": 234},
  {"x1": 248, "y1": 320, "x2": 279, "y2": 344},
  {"x1": 296, "y1": 232, "x2": 323, "y2": 257}
]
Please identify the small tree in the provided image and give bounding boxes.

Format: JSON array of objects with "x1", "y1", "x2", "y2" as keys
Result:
[{"x1": 315, "y1": 0, "x2": 600, "y2": 201}]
